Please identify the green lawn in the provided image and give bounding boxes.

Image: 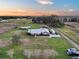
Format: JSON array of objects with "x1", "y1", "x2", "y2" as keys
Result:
[{"x1": 48, "y1": 38, "x2": 72, "y2": 59}]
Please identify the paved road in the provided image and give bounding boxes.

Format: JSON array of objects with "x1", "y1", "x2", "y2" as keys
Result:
[{"x1": 55, "y1": 29, "x2": 79, "y2": 49}]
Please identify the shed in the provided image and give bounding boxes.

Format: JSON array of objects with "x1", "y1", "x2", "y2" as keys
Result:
[{"x1": 19, "y1": 26, "x2": 31, "y2": 30}]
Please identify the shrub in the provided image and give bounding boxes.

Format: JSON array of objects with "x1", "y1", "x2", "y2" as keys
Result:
[{"x1": 11, "y1": 35, "x2": 20, "y2": 45}]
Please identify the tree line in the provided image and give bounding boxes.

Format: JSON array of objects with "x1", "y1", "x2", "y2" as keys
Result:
[
  {"x1": 32, "y1": 15, "x2": 64, "y2": 27},
  {"x1": 0, "y1": 16, "x2": 32, "y2": 19}
]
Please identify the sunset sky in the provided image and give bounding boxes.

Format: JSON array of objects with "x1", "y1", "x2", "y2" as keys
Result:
[{"x1": 0, "y1": 0, "x2": 79, "y2": 16}]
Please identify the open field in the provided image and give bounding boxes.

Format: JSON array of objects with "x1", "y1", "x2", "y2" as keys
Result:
[
  {"x1": 65, "y1": 22, "x2": 79, "y2": 33},
  {"x1": 0, "y1": 23, "x2": 17, "y2": 34},
  {"x1": 0, "y1": 18, "x2": 72, "y2": 59},
  {"x1": 58, "y1": 23, "x2": 79, "y2": 44}
]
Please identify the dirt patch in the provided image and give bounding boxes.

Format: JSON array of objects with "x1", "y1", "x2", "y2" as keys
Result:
[
  {"x1": 0, "y1": 40, "x2": 12, "y2": 48},
  {"x1": 0, "y1": 23, "x2": 17, "y2": 34},
  {"x1": 20, "y1": 39, "x2": 32, "y2": 46}
]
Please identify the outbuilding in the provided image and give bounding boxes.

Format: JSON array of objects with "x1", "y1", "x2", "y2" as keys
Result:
[{"x1": 19, "y1": 26, "x2": 31, "y2": 30}]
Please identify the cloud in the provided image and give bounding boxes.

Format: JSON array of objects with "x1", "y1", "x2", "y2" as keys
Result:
[
  {"x1": 36, "y1": 0, "x2": 54, "y2": 5},
  {"x1": 68, "y1": 9, "x2": 74, "y2": 12}
]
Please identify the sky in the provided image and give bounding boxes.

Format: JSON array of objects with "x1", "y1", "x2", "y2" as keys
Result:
[{"x1": 0, "y1": 0, "x2": 79, "y2": 16}]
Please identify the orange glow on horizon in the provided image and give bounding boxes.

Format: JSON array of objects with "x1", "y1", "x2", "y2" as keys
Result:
[
  {"x1": 0, "y1": 9, "x2": 76, "y2": 16},
  {"x1": 0, "y1": 9, "x2": 59, "y2": 16}
]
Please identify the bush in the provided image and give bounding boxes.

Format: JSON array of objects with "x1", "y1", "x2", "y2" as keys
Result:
[{"x1": 11, "y1": 35, "x2": 20, "y2": 45}]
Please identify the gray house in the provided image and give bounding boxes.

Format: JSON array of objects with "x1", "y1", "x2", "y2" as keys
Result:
[{"x1": 27, "y1": 28, "x2": 50, "y2": 36}]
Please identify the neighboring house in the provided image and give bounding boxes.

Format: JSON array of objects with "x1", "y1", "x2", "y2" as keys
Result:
[
  {"x1": 0, "y1": 20, "x2": 8, "y2": 23},
  {"x1": 16, "y1": 18, "x2": 21, "y2": 20}
]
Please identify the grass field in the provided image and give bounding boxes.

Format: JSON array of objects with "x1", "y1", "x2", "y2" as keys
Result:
[
  {"x1": 0, "y1": 18, "x2": 72, "y2": 59},
  {"x1": 58, "y1": 25, "x2": 79, "y2": 44}
]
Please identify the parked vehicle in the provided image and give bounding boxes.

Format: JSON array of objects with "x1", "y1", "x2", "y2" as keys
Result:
[
  {"x1": 71, "y1": 57, "x2": 79, "y2": 59},
  {"x1": 67, "y1": 48, "x2": 79, "y2": 56}
]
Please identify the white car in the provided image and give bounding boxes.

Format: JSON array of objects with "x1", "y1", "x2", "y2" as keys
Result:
[
  {"x1": 72, "y1": 57, "x2": 79, "y2": 59},
  {"x1": 67, "y1": 48, "x2": 79, "y2": 56}
]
